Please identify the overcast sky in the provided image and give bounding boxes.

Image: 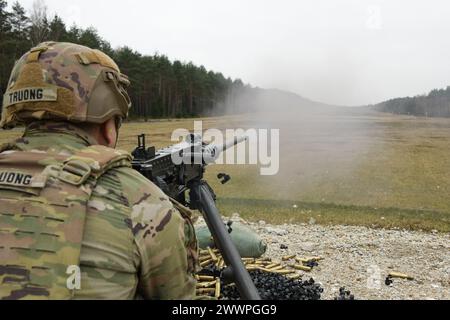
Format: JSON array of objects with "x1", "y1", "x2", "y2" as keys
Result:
[{"x1": 15, "y1": 0, "x2": 450, "y2": 106}]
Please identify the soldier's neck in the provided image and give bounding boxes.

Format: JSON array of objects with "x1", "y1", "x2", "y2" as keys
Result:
[{"x1": 15, "y1": 121, "x2": 101, "y2": 154}]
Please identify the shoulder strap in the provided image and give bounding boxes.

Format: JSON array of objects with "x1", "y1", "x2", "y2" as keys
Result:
[{"x1": 57, "y1": 145, "x2": 132, "y2": 186}]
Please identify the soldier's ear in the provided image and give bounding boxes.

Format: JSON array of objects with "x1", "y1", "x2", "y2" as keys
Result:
[{"x1": 101, "y1": 118, "x2": 118, "y2": 148}]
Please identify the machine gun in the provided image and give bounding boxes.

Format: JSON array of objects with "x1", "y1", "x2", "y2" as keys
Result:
[{"x1": 131, "y1": 133, "x2": 261, "y2": 300}]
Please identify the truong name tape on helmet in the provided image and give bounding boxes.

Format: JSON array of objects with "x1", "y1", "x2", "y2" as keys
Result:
[{"x1": 3, "y1": 87, "x2": 58, "y2": 108}]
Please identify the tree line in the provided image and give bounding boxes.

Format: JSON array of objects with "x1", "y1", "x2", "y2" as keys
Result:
[
  {"x1": 0, "y1": 0, "x2": 255, "y2": 119},
  {"x1": 373, "y1": 87, "x2": 450, "y2": 118}
]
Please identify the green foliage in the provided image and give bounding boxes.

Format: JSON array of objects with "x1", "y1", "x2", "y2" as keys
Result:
[
  {"x1": 374, "y1": 86, "x2": 450, "y2": 118},
  {"x1": 0, "y1": 0, "x2": 11, "y2": 35},
  {"x1": 0, "y1": 1, "x2": 31, "y2": 98},
  {"x1": 10, "y1": 1, "x2": 29, "y2": 35},
  {"x1": 0, "y1": 0, "x2": 253, "y2": 118}
]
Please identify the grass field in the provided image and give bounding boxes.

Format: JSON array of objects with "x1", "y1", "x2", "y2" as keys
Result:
[{"x1": 1, "y1": 110, "x2": 449, "y2": 232}]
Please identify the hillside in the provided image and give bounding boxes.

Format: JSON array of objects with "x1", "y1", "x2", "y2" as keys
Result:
[{"x1": 220, "y1": 87, "x2": 337, "y2": 115}]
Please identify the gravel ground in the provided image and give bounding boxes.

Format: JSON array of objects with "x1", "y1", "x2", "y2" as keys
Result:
[{"x1": 196, "y1": 214, "x2": 450, "y2": 300}]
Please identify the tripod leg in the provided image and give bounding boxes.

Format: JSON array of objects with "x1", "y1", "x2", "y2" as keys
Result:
[{"x1": 190, "y1": 181, "x2": 261, "y2": 300}]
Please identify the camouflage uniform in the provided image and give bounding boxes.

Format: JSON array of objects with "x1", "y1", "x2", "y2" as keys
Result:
[{"x1": 0, "y1": 42, "x2": 199, "y2": 300}]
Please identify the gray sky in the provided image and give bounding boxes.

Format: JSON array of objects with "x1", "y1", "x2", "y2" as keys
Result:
[{"x1": 16, "y1": 0, "x2": 450, "y2": 106}]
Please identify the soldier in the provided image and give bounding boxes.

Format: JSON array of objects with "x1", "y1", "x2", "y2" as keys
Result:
[{"x1": 0, "y1": 42, "x2": 199, "y2": 300}]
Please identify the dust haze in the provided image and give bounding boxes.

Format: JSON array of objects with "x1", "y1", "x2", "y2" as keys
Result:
[{"x1": 214, "y1": 89, "x2": 381, "y2": 204}]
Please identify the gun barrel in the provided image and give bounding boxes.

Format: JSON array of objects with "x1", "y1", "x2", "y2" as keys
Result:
[
  {"x1": 219, "y1": 135, "x2": 248, "y2": 153},
  {"x1": 159, "y1": 134, "x2": 248, "y2": 165},
  {"x1": 203, "y1": 135, "x2": 247, "y2": 163}
]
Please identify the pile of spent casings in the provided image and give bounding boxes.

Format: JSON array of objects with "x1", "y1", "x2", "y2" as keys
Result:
[
  {"x1": 220, "y1": 270, "x2": 323, "y2": 300},
  {"x1": 196, "y1": 248, "x2": 326, "y2": 300}
]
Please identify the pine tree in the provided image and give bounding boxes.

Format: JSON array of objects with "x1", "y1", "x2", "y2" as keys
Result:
[
  {"x1": 0, "y1": 0, "x2": 12, "y2": 102},
  {"x1": 48, "y1": 15, "x2": 66, "y2": 41},
  {"x1": 8, "y1": 1, "x2": 31, "y2": 60},
  {"x1": 9, "y1": 1, "x2": 30, "y2": 35},
  {"x1": 0, "y1": 0, "x2": 11, "y2": 35}
]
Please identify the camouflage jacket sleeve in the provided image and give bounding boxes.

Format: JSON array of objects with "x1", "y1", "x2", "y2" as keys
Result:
[{"x1": 115, "y1": 167, "x2": 198, "y2": 300}]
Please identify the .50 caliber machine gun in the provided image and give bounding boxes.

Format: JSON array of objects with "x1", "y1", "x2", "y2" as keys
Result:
[{"x1": 131, "y1": 133, "x2": 261, "y2": 300}]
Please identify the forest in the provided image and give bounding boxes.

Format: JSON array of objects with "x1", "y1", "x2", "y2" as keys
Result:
[
  {"x1": 0, "y1": 0, "x2": 256, "y2": 119},
  {"x1": 373, "y1": 87, "x2": 450, "y2": 118}
]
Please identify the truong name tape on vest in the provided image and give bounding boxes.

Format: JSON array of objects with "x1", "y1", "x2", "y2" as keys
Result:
[{"x1": 0, "y1": 170, "x2": 34, "y2": 187}]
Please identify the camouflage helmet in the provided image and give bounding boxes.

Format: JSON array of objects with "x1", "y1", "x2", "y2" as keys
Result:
[{"x1": 1, "y1": 41, "x2": 131, "y2": 128}]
